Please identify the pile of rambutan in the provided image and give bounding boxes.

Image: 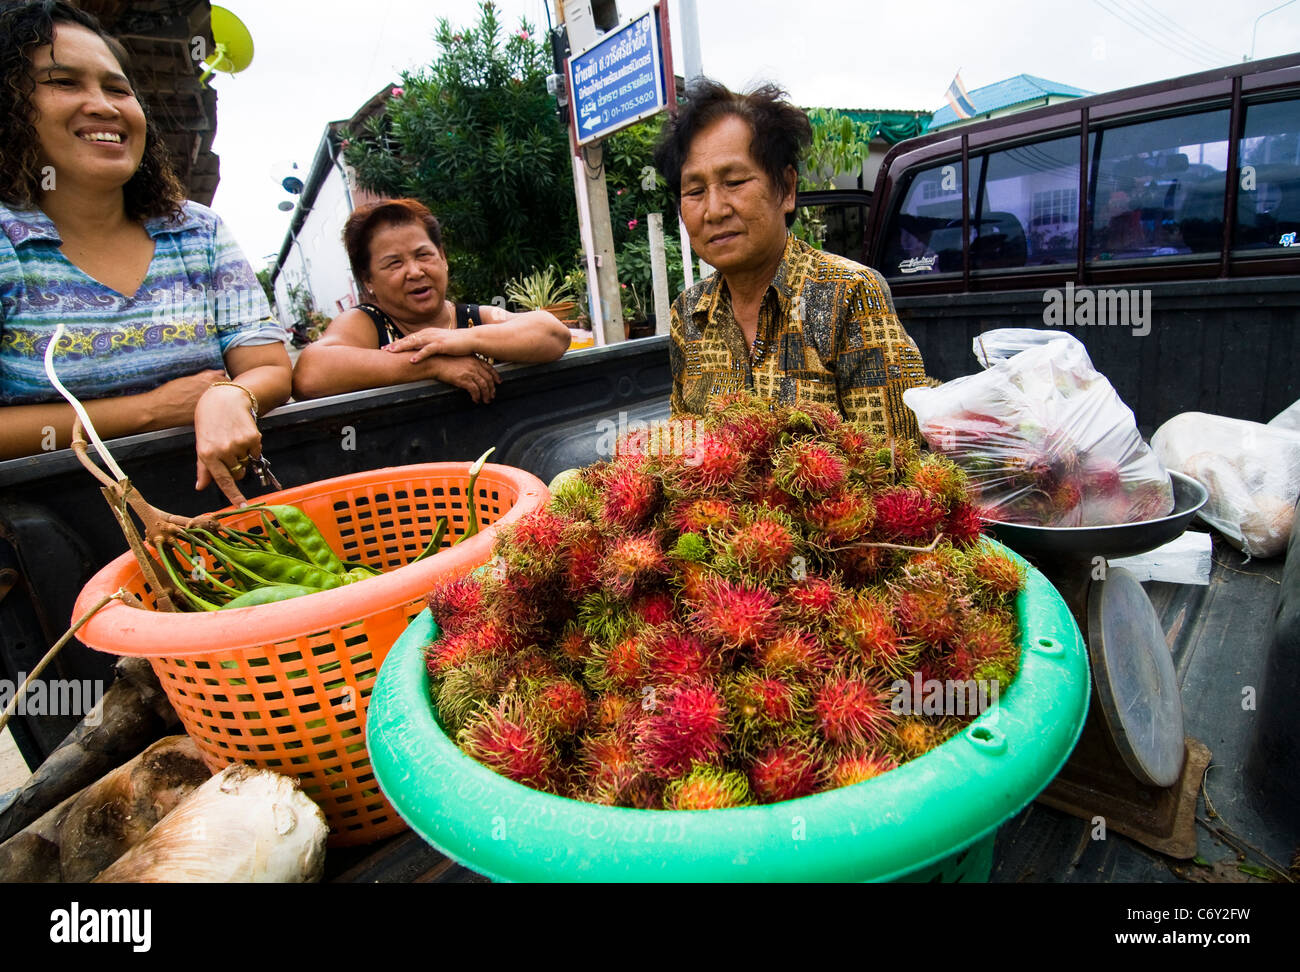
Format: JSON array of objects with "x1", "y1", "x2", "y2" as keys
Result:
[{"x1": 423, "y1": 394, "x2": 1026, "y2": 810}]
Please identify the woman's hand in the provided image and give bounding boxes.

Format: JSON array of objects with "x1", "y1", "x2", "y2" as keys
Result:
[
  {"x1": 385, "y1": 327, "x2": 476, "y2": 363},
  {"x1": 192, "y1": 383, "x2": 262, "y2": 506},
  {"x1": 425, "y1": 354, "x2": 501, "y2": 404}
]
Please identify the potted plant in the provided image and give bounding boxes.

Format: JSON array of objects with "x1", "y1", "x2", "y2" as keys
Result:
[
  {"x1": 622, "y1": 281, "x2": 654, "y2": 340},
  {"x1": 504, "y1": 266, "x2": 578, "y2": 322}
]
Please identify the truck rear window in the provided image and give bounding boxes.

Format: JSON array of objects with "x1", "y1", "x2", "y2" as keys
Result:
[
  {"x1": 1236, "y1": 97, "x2": 1300, "y2": 253},
  {"x1": 879, "y1": 158, "x2": 981, "y2": 277},
  {"x1": 972, "y1": 135, "x2": 1079, "y2": 271},
  {"x1": 1086, "y1": 109, "x2": 1230, "y2": 263}
]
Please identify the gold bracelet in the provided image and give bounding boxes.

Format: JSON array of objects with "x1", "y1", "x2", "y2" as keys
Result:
[{"x1": 210, "y1": 380, "x2": 259, "y2": 416}]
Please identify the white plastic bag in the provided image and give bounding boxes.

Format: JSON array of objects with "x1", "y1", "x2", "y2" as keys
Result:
[
  {"x1": 1267, "y1": 396, "x2": 1300, "y2": 435},
  {"x1": 1152, "y1": 412, "x2": 1300, "y2": 559},
  {"x1": 903, "y1": 330, "x2": 1174, "y2": 527}
]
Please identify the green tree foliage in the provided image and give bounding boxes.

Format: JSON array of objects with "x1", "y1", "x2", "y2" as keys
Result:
[
  {"x1": 604, "y1": 115, "x2": 685, "y2": 315},
  {"x1": 343, "y1": 2, "x2": 578, "y2": 301},
  {"x1": 793, "y1": 108, "x2": 875, "y2": 247}
]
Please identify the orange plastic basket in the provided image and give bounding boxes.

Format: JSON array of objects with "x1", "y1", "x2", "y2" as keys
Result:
[{"x1": 74, "y1": 463, "x2": 547, "y2": 846}]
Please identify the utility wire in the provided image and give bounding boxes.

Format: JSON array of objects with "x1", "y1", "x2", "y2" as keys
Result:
[
  {"x1": 1130, "y1": 0, "x2": 1235, "y2": 62},
  {"x1": 1092, "y1": 0, "x2": 1220, "y2": 66}
]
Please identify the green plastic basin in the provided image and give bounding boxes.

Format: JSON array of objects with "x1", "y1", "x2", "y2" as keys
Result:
[{"x1": 366, "y1": 544, "x2": 1089, "y2": 882}]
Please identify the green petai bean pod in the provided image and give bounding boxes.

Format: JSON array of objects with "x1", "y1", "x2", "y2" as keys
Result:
[
  {"x1": 220, "y1": 584, "x2": 320, "y2": 609},
  {"x1": 264, "y1": 505, "x2": 345, "y2": 574}
]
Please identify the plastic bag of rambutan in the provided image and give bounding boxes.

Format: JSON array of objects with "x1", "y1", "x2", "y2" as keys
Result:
[
  {"x1": 903, "y1": 330, "x2": 1173, "y2": 528},
  {"x1": 420, "y1": 393, "x2": 1029, "y2": 810}
]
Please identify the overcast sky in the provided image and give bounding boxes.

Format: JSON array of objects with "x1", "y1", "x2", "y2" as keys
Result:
[{"x1": 205, "y1": 0, "x2": 1299, "y2": 267}]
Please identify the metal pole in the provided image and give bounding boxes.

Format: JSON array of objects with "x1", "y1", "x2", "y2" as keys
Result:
[
  {"x1": 572, "y1": 152, "x2": 605, "y2": 344},
  {"x1": 679, "y1": 0, "x2": 703, "y2": 81},
  {"x1": 1249, "y1": 0, "x2": 1297, "y2": 59},
  {"x1": 648, "y1": 212, "x2": 671, "y2": 335}
]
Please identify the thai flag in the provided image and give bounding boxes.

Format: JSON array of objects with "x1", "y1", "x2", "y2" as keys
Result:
[{"x1": 945, "y1": 72, "x2": 976, "y2": 119}]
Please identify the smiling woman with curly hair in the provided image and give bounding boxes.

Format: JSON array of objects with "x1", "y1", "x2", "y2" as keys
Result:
[
  {"x1": 0, "y1": 1, "x2": 292, "y2": 505},
  {"x1": 0, "y1": 1, "x2": 185, "y2": 220}
]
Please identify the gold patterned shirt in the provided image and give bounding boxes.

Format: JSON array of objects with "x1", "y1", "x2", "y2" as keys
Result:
[{"x1": 668, "y1": 234, "x2": 930, "y2": 440}]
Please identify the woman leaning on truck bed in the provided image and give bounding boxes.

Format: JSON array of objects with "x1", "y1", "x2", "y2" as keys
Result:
[
  {"x1": 0, "y1": 1, "x2": 292, "y2": 506},
  {"x1": 290, "y1": 198, "x2": 572, "y2": 403},
  {"x1": 654, "y1": 78, "x2": 933, "y2": 440}
]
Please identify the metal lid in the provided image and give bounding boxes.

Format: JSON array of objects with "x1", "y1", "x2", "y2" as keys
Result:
[{"x1": 1087, "y1": 566, "x2": 1186, "y2": 787}]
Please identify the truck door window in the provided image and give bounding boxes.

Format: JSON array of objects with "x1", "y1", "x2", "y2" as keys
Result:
[
  {"x1": 1086, "y1": 109, "x2": 1230, "y2": 263},
  {"x1": 971, "y1": 135, "x2": 1079, "y2": 271},
  {"x1": 1235, "y1": 98, "x2": 1300, "y2": 252},
  {"x1": 880, "y1": 157, "x2": 982, "y2": 277}
]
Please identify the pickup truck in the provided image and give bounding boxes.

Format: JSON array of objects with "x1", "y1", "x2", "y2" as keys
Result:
[{"x1": 2, "y1": 52, "x2": 1297, "y2": 883}]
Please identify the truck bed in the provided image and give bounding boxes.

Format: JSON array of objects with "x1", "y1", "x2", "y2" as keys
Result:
[{"x1": 323, "y1": 534, "x2": 1294, "y2": 884}]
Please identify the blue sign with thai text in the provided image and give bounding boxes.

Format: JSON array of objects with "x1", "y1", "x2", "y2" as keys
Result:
[{"x1": 567, "y1": 11, "x2": 666, "y2": 146}]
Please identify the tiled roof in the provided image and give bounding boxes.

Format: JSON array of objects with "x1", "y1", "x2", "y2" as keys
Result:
[{"x1": 927, "y1": 74, "x2": 1093, "y2": 130}]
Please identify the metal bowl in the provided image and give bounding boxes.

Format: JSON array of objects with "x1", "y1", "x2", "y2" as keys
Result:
[{"x1": 981, "y1": 470, "x2": 1209, "y2": 562}]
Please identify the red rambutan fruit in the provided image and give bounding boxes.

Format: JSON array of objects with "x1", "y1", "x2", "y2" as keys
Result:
[
  {"x1": 561, "y1": 521, "x2": 605, "y2": 595},
  {"x1": 669, "y1": 497, "x2": 740, "y2": 535},
  {"x1": 557, "y1": 624, "x2": 595, "y2": 666},
  {"x1": 529, "y1": 678, "x2": 589, "y2": 736},
  {"x1": 781, "y1": 402, "x2": 842, "y2": 437},
  {"x1": 579, "y1": 729, "x2": 645, "y2": 805},
  {"x1": 893, "y1": 583, "x2": 969, "y2": 647},
  {"x1": 754, "y1": 629, "x2": 832, "y2": 675},
  {"x1": 634, "y1": 679, "x2": 729, "y2": 778},
  {"x1": 783, "y1": 575, "x2": 841, "y2": 623},
  {"x1": 728, "y1": 671, "x2": 802, "y2": 726},
  {"x1": 592, "y1": 693, "x2": 637, "y2": 731},
  {"x1": 425, "y1": 630, "x2": 482, "y2": 677},
  {"x1": 679, "y1": 431, "x2": 744, "y2": 493},
  {"x1": 1050, "y1": 482, "x2": 1083, "y2": 523},
  {"x1": 587, "y1": 631, "x2": 647, "y2": 691},
  {"x1": 873, "y1": 487, "x2": 946, "y2": 542},
  {"x1": 745, "y1": 471, "x2": 798, "y2": 514},
  {"x1": 424, "y1": 575, "x2": 484, "y2": 635},
  {"x1": 890, "y1": 718, "x2": 943, "y2": 759},
  {"x1": 828, "y1": 750, "x2": 898, "y2": 787},
  {"x1": 831, "y1": 424, "x2": 883, "y2": 468},
  {"x1": 804, "y1": 488, "x2": 875, "y2": 543},
  {"x1": 722, "y1": 513, "x2": 798, "y2": 576},
  {"x1": 600, "y1": 456, "x2": 661, "y2": 530},
  {"x1": 644, "y1": 624, "x2": 718, "y2": 682},
  {"x1": 835, "y1": 592, "x2": 909, "y2": 674},
  {"x1": 943, "y1": 501, "x2": 986, "y2": 548},
  {"x1": 688, "y1": 575, "x2": 780, "y2": 648},
  {"x1": 663, "y1": 764, "x2": 753, "y2": 810},
  {"x1": 1082, "y1": 459, "x2": 1122, "y2": 494},
  {"x1": 749, "y1": 741, "x2": 824, "y2": 803},
  {"x1": 966, "y1": 546, "x2": 1026, "y2": 599},
  {"x1": 458, "y1": 699, "x2": 557, "y2": 790},
  {"x1": 835, "y1": 544, "x2": 898, "y2": 586},
  {"x1": 475, "y1": 616, "x2": 523, "y2": 658},
  {"x1": 813, "y1": 674, "x2": 895, "y2": 748},
  {"x1": 907, "y1": 455, "x2": 969, "y2": 507},
  {"x1": 497, "y1": 507, "x2": 569, "y2": 569},
  {"x1": 631, "y1": 590, "x2": 677, "y2": 628},
  {"x1": 674, "y1": 560, "x2": 713, "y2": 602},
  {"x1": 773, "y1": 440, "x2": 849, "y2": 498},
  {"x1": 599, "y1": 533, "x2": 668, "y2": 599}
]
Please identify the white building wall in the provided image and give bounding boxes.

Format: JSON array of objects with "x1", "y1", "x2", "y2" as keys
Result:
[
  {"x1": 298, "y1": 165, "x2": 359, "y2": 318},
  {"x1": 273, "y1": 162, "x2": 359, "y2": 327}
]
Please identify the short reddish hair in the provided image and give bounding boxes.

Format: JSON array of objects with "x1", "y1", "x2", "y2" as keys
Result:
[{"x1": 343, "y1": 198, "x2": 444, "y2": 283}]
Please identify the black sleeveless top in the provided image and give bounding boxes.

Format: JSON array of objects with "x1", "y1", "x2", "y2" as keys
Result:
[{"x1": 356, "y1": 302, "x2": 483, "y2": 347}]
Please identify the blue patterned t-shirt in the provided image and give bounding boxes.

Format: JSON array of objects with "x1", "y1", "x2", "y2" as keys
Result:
[{"x1": 0, "y1": 200, "x2": 286, "y2": 405}]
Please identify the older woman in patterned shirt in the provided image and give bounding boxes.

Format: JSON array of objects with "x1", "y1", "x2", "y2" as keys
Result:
[
  {"x1": 653, "y1": 79, "x2": 931, "y2": 440},
  {"x1": 0, "y1": 2, "x2": 291, "y2": 506}
]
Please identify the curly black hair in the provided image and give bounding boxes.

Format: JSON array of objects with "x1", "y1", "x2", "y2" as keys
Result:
[
  {"x1": 0, "y1": 0, "x2": 185, "y2": 220},
  {"x1": 653, "y1": 78, "x2": 812, "y2": 228}
]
